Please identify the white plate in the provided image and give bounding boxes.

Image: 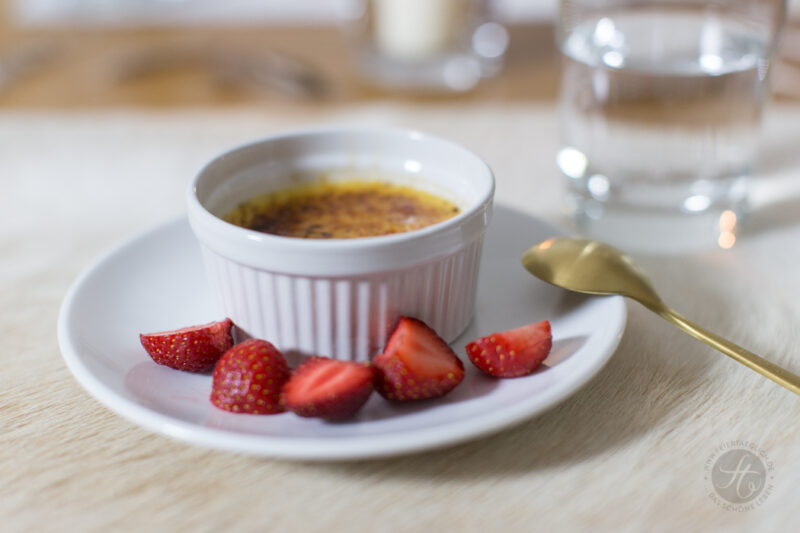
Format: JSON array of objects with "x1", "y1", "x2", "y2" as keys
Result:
[{"x1": 58, "y1": 206, "x2": 626, "y2": 461}]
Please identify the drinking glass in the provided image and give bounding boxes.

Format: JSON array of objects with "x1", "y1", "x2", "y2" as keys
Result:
[{"x1": 557, "y1": 0, "x2": 787, "y2": 252}]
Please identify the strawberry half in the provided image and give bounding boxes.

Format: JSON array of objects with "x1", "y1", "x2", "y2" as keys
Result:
[
  {"x1": 211, "y1": 338, "x2": 290, "y2": 414},
  {"x1": 139, "y1": 318, "x2": 234, "y2": 373},
  {"x1": 281, "y1": 357, "x2": 375, "y2": 420},
  {"x1": 373, "y1": 317, "x2": 464, "y2": 401},
  {"x1": 466, "y1": 320, "x2": 552, "y2": 378}
]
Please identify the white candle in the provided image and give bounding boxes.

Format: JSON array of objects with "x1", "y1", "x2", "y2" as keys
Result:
[{"x1": 373, "y1": 0, "x2": 464, "y2": 60}]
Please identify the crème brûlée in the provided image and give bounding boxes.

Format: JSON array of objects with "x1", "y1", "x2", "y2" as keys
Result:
[{"x1": 223, "y1": 179, "x2": 461, "y2": 239}]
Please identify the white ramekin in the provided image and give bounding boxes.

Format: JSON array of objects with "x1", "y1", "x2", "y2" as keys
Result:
[{"x1": 187, "y1": 127, "x2": 494, "y2": 361}]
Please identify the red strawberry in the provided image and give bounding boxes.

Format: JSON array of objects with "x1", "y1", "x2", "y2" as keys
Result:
[
  {"x1": 281, "y1": 357, "x2": 375, "y2": 420},
  {"x1": 466, "y1": 320, "x2": 552, "y2": 378},
  {"x1": 140, "y1": 318, "x2": 234, "y2": 373},
  {"x1": 373, "y1": 317, "x2": 464, "y2": 401},
  {"x1": 211, "y1": 339, "x2": 290, "y2": 414}
]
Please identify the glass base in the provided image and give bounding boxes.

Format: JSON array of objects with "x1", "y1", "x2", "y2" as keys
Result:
[
  {"x1": 354, "y1": 49, "x2": 487, "y2": 92},
  {"x1": 567, "y1": 194, "x2": 746, "y2": 254}
]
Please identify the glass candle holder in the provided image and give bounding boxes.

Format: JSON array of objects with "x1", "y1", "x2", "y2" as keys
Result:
[{"x1": 342, "y1": 0, "x2": 509, "y2": 92}]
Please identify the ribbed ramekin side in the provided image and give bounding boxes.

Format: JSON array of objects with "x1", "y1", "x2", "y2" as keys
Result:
[{"x1": 199, "y1": 236, "x2": 484, "y2": 361}]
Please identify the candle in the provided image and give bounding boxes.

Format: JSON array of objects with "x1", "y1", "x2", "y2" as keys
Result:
[{"x1": 373, "y1": 0, "x2": 465, "y2": 60}]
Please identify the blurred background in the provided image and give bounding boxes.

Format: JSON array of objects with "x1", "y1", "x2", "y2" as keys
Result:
[
  {"x1": 0, "y1": 0, "x2": 794, "y2": 109},
  {"x1": 0, "y1": 0, "x2": 545, "y2": 107}
]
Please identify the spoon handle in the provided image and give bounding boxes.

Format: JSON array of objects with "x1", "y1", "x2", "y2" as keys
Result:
[{"x1": 656, "y1": 307, "x2": 800, "y2": 396}]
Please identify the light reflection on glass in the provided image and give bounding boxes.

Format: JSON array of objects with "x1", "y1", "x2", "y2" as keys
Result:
[
  {"x1": 683, "y1": 195, "x2": 711, "y2": 212},
  {"x1": 719, "y1": 209, "x2": 737, "y2": 232},
  {"x1": 556, "y1": 147, "x2": 588, "y2": 179},
  {"x1": 718, "y1": 210, "x2": 737, "y2": 249},
  {"x1": 718, "y1": 231, "x2": 736, "y2": 249},
  {"x1": 587, "y1": 174, "x2": 610, "y2": 199},
  {"x1": 603, "y1": 51, "x2": 624, "y2": 68}
]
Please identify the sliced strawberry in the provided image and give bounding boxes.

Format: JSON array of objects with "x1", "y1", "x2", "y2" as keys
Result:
[
  {"x1": 211, "y1": 338, "x2": 290, "y2": 414},
  {"x1": 466, "y1": 320, "x2": 552, "y2": 378},
  {"x1": 373, "y1": 317, "x2": 464, "y2": 401},
  {"x1": 281, "y1": 357, "x2": 375, "y2": 420},
  {"x1": 140, "y1": 318, "x2": 234, "y2": 373}
]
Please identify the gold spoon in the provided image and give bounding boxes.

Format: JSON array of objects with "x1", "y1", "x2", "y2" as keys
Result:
[{"x1": 521, "y1": 237, "x2": 800, "y2": 396}]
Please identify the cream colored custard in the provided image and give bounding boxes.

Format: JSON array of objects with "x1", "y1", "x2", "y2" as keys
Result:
[{"x1": 223, "y1": 180, "x2": 461, "y2": 239}]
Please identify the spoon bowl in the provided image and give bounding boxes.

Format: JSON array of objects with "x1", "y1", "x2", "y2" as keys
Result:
[{"x1": 521, "y1": 238, "x2": 663, "y2": 310}]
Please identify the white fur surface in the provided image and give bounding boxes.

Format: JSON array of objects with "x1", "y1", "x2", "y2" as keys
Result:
[{"x1": 2, "y1": 105, "x2": 800, "y2": 532}]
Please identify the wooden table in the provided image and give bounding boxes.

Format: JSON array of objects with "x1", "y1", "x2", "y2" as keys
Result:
[
  {"x1": 0, "y1": 19, "x2": 558, "y2": 109},
  {"x1": 3, "y1": 14, "x2": 800, "y2": 533}
]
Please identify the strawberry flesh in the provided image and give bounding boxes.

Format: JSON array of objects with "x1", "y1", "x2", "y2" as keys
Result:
[
  {"x1": 211, "y1": 338, "x2": 290, "y2": 414},
  {"x1": 140, "y1": 318, "x2": 234, "y2": 373},
  {"x1": 373, "y1": 317, "x2": 464, "y2": 401},
  {"x1": 466, "y1": 320, "x2": 552, "y2": 378},
  {"x1": 282, "y1": 357, "x2": 375, "y2": 420}
]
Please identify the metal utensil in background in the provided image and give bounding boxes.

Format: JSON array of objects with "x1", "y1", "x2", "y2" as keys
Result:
[{"x1": 110, "y1": 42, "x2": 329, "y2": 99}]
